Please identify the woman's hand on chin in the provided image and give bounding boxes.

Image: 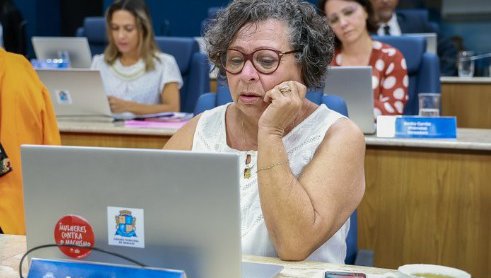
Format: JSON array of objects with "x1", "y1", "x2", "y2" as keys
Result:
[{"x1": 258, "y1": 81, "x2": 307, "y2": 137}]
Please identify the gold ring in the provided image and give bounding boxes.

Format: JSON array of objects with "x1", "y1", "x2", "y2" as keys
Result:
[{"x1": 279, "y1": 85, "x2": 291, "y2": 94}]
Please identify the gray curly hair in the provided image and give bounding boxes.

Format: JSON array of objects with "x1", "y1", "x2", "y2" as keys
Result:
[{"x1": 204, "y1": 0, "x2": 335, "y2": 88}]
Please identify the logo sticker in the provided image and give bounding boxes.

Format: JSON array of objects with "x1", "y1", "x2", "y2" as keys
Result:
[
  {"x1": 107, "y1": 207, "x2": 145, "y2": 248},
  {"x1": 55, "y1": 90, "x2": 72, "y2": 105},
  {"x1": 53, "y1": 215, "x2": 95, "y2": 259}
]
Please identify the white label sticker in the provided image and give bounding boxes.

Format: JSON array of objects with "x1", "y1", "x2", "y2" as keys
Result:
[
  {"x1": 107, "y1": 206, "x2": 145, "y2": 248},
  {"x1": 55, "y1": 90, "x2": 72, "y2": 105}
]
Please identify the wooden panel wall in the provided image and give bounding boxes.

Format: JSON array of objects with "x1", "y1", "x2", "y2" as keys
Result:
[
  {"x1": 441, "y1": 82, "x2": 491, "y2": 128},
  {"x1": 361, "y1": 146, "x2": 490, "y2": 278}
]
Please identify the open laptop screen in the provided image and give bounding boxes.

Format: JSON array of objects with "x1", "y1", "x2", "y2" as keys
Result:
[
  {"x1": 36, "y1": 69, "x2": 114, "y2": 120},
  {"x1": 32, "y1": 37, "x2": 93, "y2": 68},
  {"x1": 22, "y1": 146, "x2": 243, "y2": 278},
  {"x1": 323, "y1": 66, "x2": 376, "y2": 134}
]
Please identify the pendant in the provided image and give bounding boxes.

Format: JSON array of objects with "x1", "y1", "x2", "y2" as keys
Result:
[
  {"x1": 243, "y1": 153, "x2": 254, "y2": 179},
  {"x1": 244, "y1": 167, "x2": 252, "y2": 179}
]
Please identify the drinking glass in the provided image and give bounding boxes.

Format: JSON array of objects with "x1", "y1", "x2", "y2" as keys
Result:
[
  {"x1": 418, "y1": 93, "x2": 440, "y2": 117},
  {"x1": 458, "y1": 51, "x2": 474, "y2": 78}
]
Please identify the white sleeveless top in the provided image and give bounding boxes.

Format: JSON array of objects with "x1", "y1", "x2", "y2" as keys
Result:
[
  {"x1": 192, "y1": 103, "x2": 350, "y2": 263},
  {"x1": 91, "y1": 53, "x2": 183, "y2": 104}
]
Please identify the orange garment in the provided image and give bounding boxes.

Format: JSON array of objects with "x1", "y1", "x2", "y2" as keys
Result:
[{"x1": 0, "y1": 49, "x2": 61, "y2": 234}]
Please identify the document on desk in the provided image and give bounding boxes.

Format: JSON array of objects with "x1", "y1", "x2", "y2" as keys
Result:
[
  {"x1": 133, "y1": 112, "x2": 193, "y2": 122},
  {"x1": 124, "y1": 120, "x2": 189, "y2": 129},
  {"x1": 125, "y1": 112, "x2": 193, "y2": 129}
]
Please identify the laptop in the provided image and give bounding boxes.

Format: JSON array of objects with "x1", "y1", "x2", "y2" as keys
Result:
[
  {"x1": 32, "y1": 37, "x2": 93, "y2": 68},
  {"x1": 21, "y1": 145, "x2": 283, "y2": 278},
  {"x1": 323, "y1": 66, "x2": 376, "y2": 134},
  {"x1": 37, "y1": 69, "x2": 134, "y2": 121},
  {"x1": 403, "y1": 33, "x2": 437, "y2": 54}
]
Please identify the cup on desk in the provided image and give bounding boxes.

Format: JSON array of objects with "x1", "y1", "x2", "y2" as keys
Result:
[
  {"x1": 418, "y1": 93, "x2": 440, "y2": 116},
  {"x1": 457, "y1": 51, "x2": 474, "y2": 78}
]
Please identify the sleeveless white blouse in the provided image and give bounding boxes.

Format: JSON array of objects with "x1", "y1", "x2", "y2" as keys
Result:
[{"x1": 192, "y1": 103, "x2": 350, "y2": 263}]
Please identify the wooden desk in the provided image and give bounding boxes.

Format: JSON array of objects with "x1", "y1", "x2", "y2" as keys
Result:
[
  {"x1": 57, "y1": 122, "x2": 490, "y2": 278},
  {"x1": 0, "y1": 234, "x2": 394, "y2": 278},
  {"x1": 362, "y1": 129, "x2": 491, "y2": 278},
  {"x1": 441, "y1": 77, "x2": 491, "y2": 128},
  {"x1": 59, "y1": 121, "x2": 174, "y2": 149}
]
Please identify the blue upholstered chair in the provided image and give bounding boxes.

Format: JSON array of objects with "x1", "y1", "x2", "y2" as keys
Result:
[
  {"x1": 76, "y1": 17, "x2": 107, "y2": 56},
  {"x1": 155, "y1": 37, "x2": 210, "y2": 113},
  {"x1": 373, "y1": 35, "x2": 441, "y2": 115}
]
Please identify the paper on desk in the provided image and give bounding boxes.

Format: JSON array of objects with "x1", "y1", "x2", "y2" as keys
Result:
[
  {"x1": 133, "y1": 112, "x2": 193, "y2": 121},
  {"x1": 367, "y1": 272, "x2": 412, "y2": 278},
  {"x1": 124, "y1": 120, "x2": 188, "y2": 129}
]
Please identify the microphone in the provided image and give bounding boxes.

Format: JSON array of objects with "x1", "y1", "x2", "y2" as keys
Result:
[{"x1": 459, "y1": 52, "x2": 491, "y2": 61}]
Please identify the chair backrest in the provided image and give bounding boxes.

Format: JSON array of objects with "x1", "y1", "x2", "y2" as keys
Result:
[
  {"x1": 76, "y1": 17, "x2": 107, "y2": 56},
  {"x1": 372, "y1": 35, "x2": 441, "y2": 115},
  {"x1": 155, "y1": 36, "x2": 210, "y2": 113},
  {"x1": 201, "y1": 7, "x2": 223, "y2": 33}
]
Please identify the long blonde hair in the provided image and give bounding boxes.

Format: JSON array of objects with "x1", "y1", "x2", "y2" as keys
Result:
[{"x1": 104, "y1": 0, "x2": 160, "y2": 71}]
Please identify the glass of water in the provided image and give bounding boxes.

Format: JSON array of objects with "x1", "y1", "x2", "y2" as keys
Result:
[
  {"x1": 458, "y1": 51, "x2": 474, "y2": 78},
  {"x1": 418, "y1": 93, "x2": 440, "y2": 116}
]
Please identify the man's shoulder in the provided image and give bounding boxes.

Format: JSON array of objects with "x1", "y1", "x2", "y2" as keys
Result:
[{"x1": 396, "y1": 11, "x2": 434, "y2": 33}]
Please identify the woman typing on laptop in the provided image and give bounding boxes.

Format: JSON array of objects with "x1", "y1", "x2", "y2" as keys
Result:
[
  {"x1": 91, "y1": 0, "x2": 183, "y2": 115},
  {"x1": 319, "y1": 0, "x2": 408, "y2": 116},
  {"x1": 165, "y1": 0, "x2": 365, "y2": 263}
]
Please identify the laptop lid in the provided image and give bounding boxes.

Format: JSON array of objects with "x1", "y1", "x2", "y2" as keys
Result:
[
  {"x1": 32, "y1": 37, "x2": 93, "y2": 68},
  {"x1": 323, "y1": 66, "x2": 376, "y2": 134},
  {"x1": 21, "y1": 145, "x2": 247, "y2": 278},
  {"x1": 37, "y1": 69, "x2": 114, "y2": 120},
  {"x1": 403, "y1": 33, "x2": 437, "y2": 54}
]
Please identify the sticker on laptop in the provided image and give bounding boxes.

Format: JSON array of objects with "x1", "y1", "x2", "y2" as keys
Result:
[
  {"x1": 53, "y1": 215, "x2": 95, "y2": 259},
  {"x1": 55, "y1": 90, "x2": 72, "y2": 105},
  {"x1": 107, "y1": 206, "x2": 145, "y2": 248}
]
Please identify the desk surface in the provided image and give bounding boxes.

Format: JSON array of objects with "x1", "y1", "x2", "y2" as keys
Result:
[
  {"x1": 58, "y1": 120, "x2": 177, "y2": 136},
  {"x1": 441, "y1": 76, "x2": 491, "y2": 84},
  {"x1": 59, "y1": 120, "x2": 491, "y2": 151},
  {"x1": 56, "y1": 123, "x2": 491, "y2": 277},
  {"x1": 366, "y1": 128, "x2": 491, "y2": 151},
  {"x1": 0, "y1": 234, "x2": 394, "y2": 278}
]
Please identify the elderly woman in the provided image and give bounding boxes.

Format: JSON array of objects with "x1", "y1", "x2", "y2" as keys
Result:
[{"x1": 165, "y1": 0, "x2": 365, "y2": 263}]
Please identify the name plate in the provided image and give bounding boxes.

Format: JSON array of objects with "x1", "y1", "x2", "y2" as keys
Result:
[
  {"x1": 28, "y1": 258, "x2": 186, "y2": 278},
  {"x1": 376, "y1": 116, "x2": 457, "y2": 138}
]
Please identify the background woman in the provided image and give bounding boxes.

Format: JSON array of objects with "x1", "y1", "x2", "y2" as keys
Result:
[
  {"x1": 91, "y1": 0, "x2": 182, "y2": 116},
  {"x1": 319, "y1": 0, "x2": 408, "y2": 116}
]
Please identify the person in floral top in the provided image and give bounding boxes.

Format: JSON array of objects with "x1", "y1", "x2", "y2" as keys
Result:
[{"x1": 318, "y1": 0, "x2": 408, "y2": 116}]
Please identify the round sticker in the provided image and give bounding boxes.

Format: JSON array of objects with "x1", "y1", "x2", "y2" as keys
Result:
[{"x1": 53, "y1": 215, "x2": 95, "y2": 259}]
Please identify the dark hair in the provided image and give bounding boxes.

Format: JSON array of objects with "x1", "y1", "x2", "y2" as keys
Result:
[
  {"x1": 317, "y1": 0, "x2": 378, "y2": 48},
  {"x1": 204, "y1": 0, "x2": 335, "y2": 88},
  {"x1": 104, "y1": 0, "x2": 159, "y2": 71}
]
